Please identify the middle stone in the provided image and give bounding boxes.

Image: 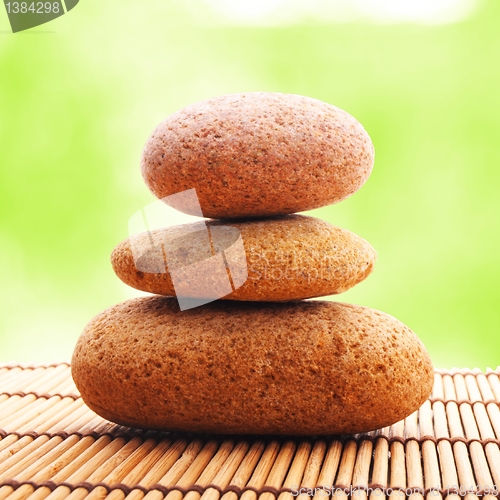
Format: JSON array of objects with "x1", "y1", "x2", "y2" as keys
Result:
[{"x1": 112, "y1": 214, "x2": 377, "y2": 302}]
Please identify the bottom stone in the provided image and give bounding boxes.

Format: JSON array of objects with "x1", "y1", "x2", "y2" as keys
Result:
[{"x1": 71, "y1": 296, "x2": 433, "y2": 435}]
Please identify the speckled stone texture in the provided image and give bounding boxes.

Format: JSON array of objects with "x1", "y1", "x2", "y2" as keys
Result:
[
  {"x1": 71, "y1": 296, "x2": 434, "y2": 435},
  {"x1": 111, "y1": 215, "x2": 377, "y2": 301},
  {"x1": 141, "y1": 93, "x2": 374, "y2": 219}
]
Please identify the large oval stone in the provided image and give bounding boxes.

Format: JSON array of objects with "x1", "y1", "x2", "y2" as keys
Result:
[{"x1": 72, "y1": 296, "x2": 434, "y2": 435}]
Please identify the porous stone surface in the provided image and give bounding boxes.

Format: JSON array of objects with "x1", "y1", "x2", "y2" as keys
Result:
[
  {"x1": 72, "y1": 296, "x2": 434, "y2": 435},
  {"x1": 111, "y1": 215, "x2": 377, "y2": 301},
  {"x1": 141, "y1": 93, "x2": 374, "y2": 219}
]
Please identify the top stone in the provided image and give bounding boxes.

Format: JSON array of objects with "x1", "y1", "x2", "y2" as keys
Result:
[{"x1": 141, "y1": 93, "x2": 374, "y2": 219}]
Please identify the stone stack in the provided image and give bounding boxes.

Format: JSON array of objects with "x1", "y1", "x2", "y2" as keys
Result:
[{"x1": 72, "y1": 93, "x2": 433, "y2": 435}]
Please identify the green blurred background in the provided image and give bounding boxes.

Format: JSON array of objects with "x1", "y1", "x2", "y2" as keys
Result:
[{"x1": 0, "y1": 0, "x2": 499, "y2": 368}]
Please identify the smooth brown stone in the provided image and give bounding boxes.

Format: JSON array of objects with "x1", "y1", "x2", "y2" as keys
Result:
[
  {"x1": 111, "y1": 215, "x2": 377, "y2": 301},
  {"x1": 72, "y1": 296, "x2": 434, "y2": 435},
  {"x1": 141, "y1": 93, "x2": 374, "y2": 219}
]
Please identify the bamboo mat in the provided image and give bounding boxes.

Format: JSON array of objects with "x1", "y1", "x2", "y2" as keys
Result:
[{"x1": 0, "y1": 364, "x2": 500, "y2": 499}]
